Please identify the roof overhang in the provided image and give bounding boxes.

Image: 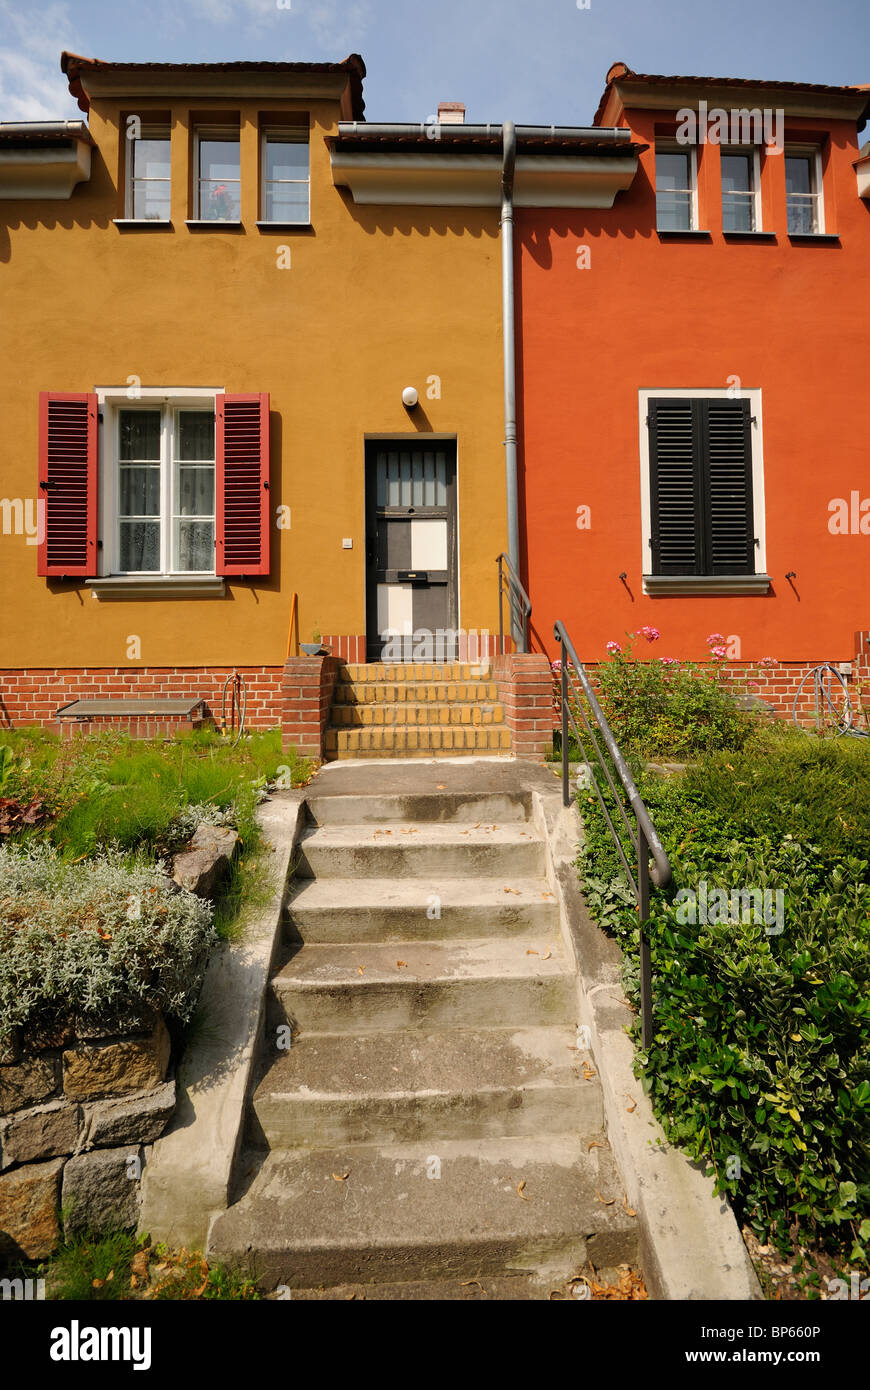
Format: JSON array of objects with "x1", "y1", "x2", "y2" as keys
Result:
[
  {"x1": 60, "y1": 52, "x2": 366, "y2": 120},
  {"x1": 595, "y1": 63, "x2": 870, "y2": 130},
  {"x1": 855, "y1": 142, "x2": 870, "y2": 199},
  {"x1": 0, "y1": 121, "x2": 94, "y2": 199},
  {"x1": 331, "y1": 126, "x2": 644, "y2": 208}
]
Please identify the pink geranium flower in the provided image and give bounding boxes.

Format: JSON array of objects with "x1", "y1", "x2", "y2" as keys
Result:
[
  {"x1": 706, "y1": 632, "x2": 726, "y2": 647},
  {"x1": 606, "y1": 641, "x2": 622, "y2": 654},
  {"x1": 638, "y1": 626, "x2": 661, "y2": 643}
]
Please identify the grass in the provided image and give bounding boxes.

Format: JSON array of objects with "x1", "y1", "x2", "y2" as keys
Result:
[{"x1": 11, "y1": 1231, "x2": 261, "y2": 1301}]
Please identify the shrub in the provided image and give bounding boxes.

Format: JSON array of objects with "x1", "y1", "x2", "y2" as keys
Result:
[
  {"x1": 594, "y1": 631, "x2": 754, "y2": 757},
  {"x1": 579, "y1": 729, "x2": 870, "y2": 1260},
  {"x1": 0, "y1": 844, "x2": 216, "y2": 1043}
]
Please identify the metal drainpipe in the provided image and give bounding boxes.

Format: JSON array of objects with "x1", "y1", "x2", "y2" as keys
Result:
[{"x1": 500, "y1": 121, "x2": 523, "y2": 650}]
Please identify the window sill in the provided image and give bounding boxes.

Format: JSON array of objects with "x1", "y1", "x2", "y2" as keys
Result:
[
  {"x1": 87, "y1": 576, "x2": 226, "y2": 600},
  {"x1": 255, "y1": 220, "x2": 313, "y2": 232},
  {"x1": 787, "y1": 232, "x2": 840, "y2": 244},
  {"x1": 656, "y1": 228, "x2": 712, "y2": 240},
  {"x1": 184, "y1": 220, "x2": 244, "y2": 231},
  {"x1": 112, "y1": 218, "x2": 174, "y2": 230},
  {"x1": 643, "y1": 574, "x2": 771, "y2": 596},
  {"x1": 722, "y1": 230, "x2": 777, "y2": 242}
]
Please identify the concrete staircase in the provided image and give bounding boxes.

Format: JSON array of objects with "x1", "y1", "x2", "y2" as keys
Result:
[
  {"x1": 207, "y1": 767, "x2": 638, "y2": 1297},
  {"x1": 324, "y1": 662, "x2": 511, "y2": 760}
]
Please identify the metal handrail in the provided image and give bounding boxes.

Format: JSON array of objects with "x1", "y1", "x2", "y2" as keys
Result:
[
  {"x1": 554, "y1": 620, "x2": 672, "y2": 1048},
  {"x1": 497, "y1": 552, "x2": 531, "y2": 654}
]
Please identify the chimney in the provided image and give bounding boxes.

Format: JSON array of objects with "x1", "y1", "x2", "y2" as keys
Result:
[{"x1": 437, "y1": 101, "x2": 466, "y2": 125}]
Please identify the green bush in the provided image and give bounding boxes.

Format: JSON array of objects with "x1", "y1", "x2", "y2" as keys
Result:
[
  {"x1": 593, "y1": 630, "x2": 755, "y2": 758},
  {"x1": 0, "y1": 844, "x2": 216, "y2": 1044},
  {"x1": 579, "y1": 729, "x2": 870, "y2": 1260}
]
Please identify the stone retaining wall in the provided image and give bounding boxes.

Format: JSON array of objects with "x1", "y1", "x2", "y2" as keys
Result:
[{"x1": 0, "y1": 1013, "x2": 175, "y2": 1260}]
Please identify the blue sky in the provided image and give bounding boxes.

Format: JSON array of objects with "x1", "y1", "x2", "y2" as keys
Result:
[{"x1": 1, "y1": 0, "x2": 869, "y2": 125}]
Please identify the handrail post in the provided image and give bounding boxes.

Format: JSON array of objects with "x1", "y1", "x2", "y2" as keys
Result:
[
  {"x1": 638, "y1": 826, "x2": 653, "y2": 1048},
  {"x1": 561, "y1": 657, "x2": 569, "y2": 808},
  {"x1": 498, "y1": 557, "x2": 504, "y2": 654}
]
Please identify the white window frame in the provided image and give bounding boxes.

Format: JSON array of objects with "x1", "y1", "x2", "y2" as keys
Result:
[
  {"x1": 260, "y1": 127, "x2": 310, "y2": 224},
  {"x1": 125, "y1": 124, "x2": 171, "y2": 222},
  {"x1": 785, "y1": 145, "x2": 825, "y2": 235},
  {"x1": 655, "y1": 141, "x2": 699, "y2": 231},
  {"x1": 193, "y1": 127, "x2": 241, "y2": 222},
  {"x1": 95, "y1": 387, "x2": 223, "y2": 579},
  {"x1": 720, "y1": 146, "x2": 763, "y2": 232},
  {"x1": 637, "y1": 387, "x2": 768, "y2": 594}
]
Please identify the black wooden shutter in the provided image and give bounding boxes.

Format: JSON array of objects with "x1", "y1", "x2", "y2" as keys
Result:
[{"x1": 649, "y1": 398, "x2": 754, "y2": 575}]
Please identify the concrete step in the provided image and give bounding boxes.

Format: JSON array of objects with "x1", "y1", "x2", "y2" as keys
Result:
[
  {"x1": 250, "y1": 1026, "x2": 600, "y2": 1148},
  {"x1": 268, "y1": 938, "x2": 575, "y2": 1034},
  {"x1": 339, "y1": 662, "x2": 492, "y2": 685},
  {"x1": 304, "y1": 788, "x2": 531, "y2": 826},
  {"x1": 284, "y1": 876, "x2": 558, "y2": 943},
  {"x1": 278, "y1": 1274, "x2": 571, "y2": 1299},
  {"x1": 330, "y1": 703, "x2": 505, "y2": 728},
  {"x1": 336, "y1": 680, "x2": 499, "y2": 705},
  {"x1": 295, "y1": 820, "x2": 545, "y2": 880},
  {"x1": 324, "y1": 726, "x2": 512, "y2": 757},
  {"x1": 208, "y1": 1135, "x2": 638, "y2": 1290}
]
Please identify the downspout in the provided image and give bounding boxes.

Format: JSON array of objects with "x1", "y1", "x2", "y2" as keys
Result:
[{"x1": 501, "y1": 121, "x2": 523, "y2": 649}]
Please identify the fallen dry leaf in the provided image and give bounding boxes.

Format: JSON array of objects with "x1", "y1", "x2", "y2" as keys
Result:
[
  {"x1": 622, "y1": 1195, "x2": 637, "y2": 1218},
  {"x1": 517, "y1": 1180, "x2": 529, "y2": 1200},
  {"x1": 396, "y1": 961, "x2": 407, "y2": 968},
  {"x1": 526, "y1": 949, "x2": 539, "y2": 956},
  {"x1": 595, "y1": 1191, "x2": 616, "y2": 1206},
  {"x1": 358, "y1": 967, "x2": 365, "y2": 975},
  {"x1": 92, "y1": 1278, "x2": 104, "y2": 1289},
  {"x1": 587, "y1": 1141, "x2": 605, "y2": 1153},
  {"x1": 333, "y1": 1171, "x2": 350, "y2": 1182},
  {"x1": 626, "y1": 1095, "x2": 637, "y2": 1114},
  {"x1": 542, "y1": 948, "x2": 551, "y2": 961}
]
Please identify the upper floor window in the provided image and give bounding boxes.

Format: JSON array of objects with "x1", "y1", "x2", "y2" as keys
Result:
[
  {"x1": 785, "y1": 149, "x2": 824, "y2": 234},
  {"x1": 721, "y1": 149, "x2": 761, "y2": 232},
  {"x1": 655, "y1": 145, "x2": 697, "y2": 231},
  {"x1": 126, "y1": 126, "x2": 170, "y2": 221},
  {"x1": 195, "y1": 129, "x2": 241, "y2": 222},
  {"x1": 261, "y1": 130, "x2": 310, "y2": 223}
]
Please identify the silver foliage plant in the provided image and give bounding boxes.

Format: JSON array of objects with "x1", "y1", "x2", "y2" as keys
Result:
[{"x1": 0, "y1": 844, "x2": 216, "y2": 1041}]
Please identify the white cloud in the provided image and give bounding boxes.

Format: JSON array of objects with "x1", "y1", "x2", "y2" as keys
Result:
[
  {"x1": 189, "y1": 0, "x2": 372, "y2": 53},
  {"x1": 0, "y1": 0, "x2": 82, "y2": 120}
]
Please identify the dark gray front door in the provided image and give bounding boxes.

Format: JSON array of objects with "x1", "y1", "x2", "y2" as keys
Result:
[{"x1": 365, "y1": 441, "x2": 458, "y2": 662}]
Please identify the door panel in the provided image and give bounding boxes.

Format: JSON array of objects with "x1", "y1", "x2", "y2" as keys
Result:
[{"x1": 366, "y1": 442, "x2": 458, "y2": 663}]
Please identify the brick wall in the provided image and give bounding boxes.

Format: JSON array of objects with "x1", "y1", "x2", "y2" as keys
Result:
[
  {"x1": 493, "y1": 652, "x2": 555, "y2": 759},
  {"x1": 282, "y1": 655, "x2": 341, "y2": 758},
  {"x1": 0, "y1": 668, "x2": 284, "y2": 732}
]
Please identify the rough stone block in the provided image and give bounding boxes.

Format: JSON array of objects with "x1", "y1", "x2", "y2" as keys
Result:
[
  {"x1": 0, "y1": 1157, "x2": 63, "y2": 1259},
  {"x1": 63, "y1": 1018, "x2": 170, "y2": 1100},
  {"x1": 0, "y1": 1099, "x2": 80, "y2": 1170},
  {"x1": 62, "y1": 1145, "x2": 143, "y2": 1235},
  {"x1": 80, "y1": 1081, "x2": 176, "y2": 1149},
  {"x1": 172, "y1": 825, "x2": 239, "y2": 900},
  {"x1": 0, "y1": 1055, "x2": 61, "y2": 1116}
]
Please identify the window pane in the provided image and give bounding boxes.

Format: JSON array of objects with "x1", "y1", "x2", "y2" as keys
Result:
[
  {"x1": 120, "y1": 520, "x2": 160, "y2": 572},
  {"x1": 264, "y1": 183, "x2": 310, "y2": 221},
  {"x1": 655, "y1": 152, "x2": 690, "y2": 192},
  {"x1": 176, "y1": 520, "x2": 214, "y2": 571},
  {"x1": 199, "y1": 180, "x2": 241, "y2": 221},
  {"x1": 177, "y1": 466, "x2": 215, "y2": 517},
  {"x1": 199, "y1": 139, "x2": 240, "y2": 183},
  {"x1": 656, "y1": 192, "x2": 692, "y2": 230},
  {"x1": 787, "y1": 199, "x2": 817, "y2": 234},
  {"x1": 786, "y1": 157, "x2": 812, "y2": 197},
  {"x1": 721, "y1": 154, "x2": 751, "y2": 194},
  {"x1": 131, "y1": 179, "x2": 170, "y2": 220},
  {"x1": 133, "y1": 138, "x2": 170, "y2": 181},
  {"x1": 120, "y1": 465, "x2": 160, "y2": 517},
  {"x1": 177, "y1": 411, "x2": 214, "y2": 461},
  {"x1": 265, "y1": 139, "x2": 308, "y2": 182},
  {"x1": 119, "y1": 410, "x2": 160, "y2": 461}
]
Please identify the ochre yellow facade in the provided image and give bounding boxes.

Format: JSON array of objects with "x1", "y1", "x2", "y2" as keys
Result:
[{"x1": 0, "y1": 76, "x2": 506, "y2": 672}]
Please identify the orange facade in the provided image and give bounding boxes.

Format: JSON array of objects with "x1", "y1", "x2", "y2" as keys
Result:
[{"x1": 518, "y1": 72, "x2": 870, "y2": 667}]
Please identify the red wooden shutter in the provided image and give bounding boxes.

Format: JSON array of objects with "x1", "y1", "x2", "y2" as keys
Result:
[
  {"x1": 215, "y1": 393, "x2": 270, "y2": 577},
  {"x1": 37, "y1": 391, "x2": 99, "y2": 577}
]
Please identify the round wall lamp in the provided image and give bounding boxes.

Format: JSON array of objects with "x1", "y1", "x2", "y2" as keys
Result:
[{"x1": 402, "y1": 386, "x2": 419, "y2": 409}]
